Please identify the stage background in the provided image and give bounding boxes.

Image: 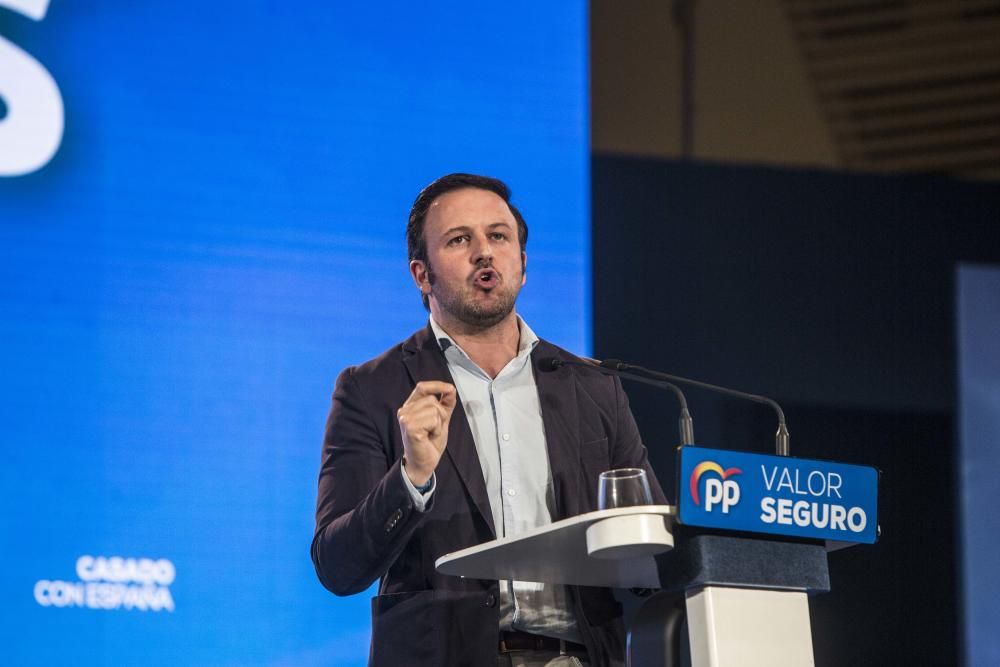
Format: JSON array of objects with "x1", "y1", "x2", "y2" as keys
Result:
[
  {"x1": 0, "y1": 2, "x2": 588, "y2": 665},
  {"x1": 6, "y1": 3, "x2": 1000, "y2": 666}
]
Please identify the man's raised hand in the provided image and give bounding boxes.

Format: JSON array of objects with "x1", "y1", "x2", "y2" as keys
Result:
[{"x1": 397, "y1": 381, "x2": 457, "y2": 487}]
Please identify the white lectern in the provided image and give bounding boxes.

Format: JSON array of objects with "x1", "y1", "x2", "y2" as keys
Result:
[{"x1": 436, "y1": 505, "x2": 830, "y2": 667}]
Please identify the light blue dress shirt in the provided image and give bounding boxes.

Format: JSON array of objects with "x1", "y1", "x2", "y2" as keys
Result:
[{"x1": 402, "y1": 316, "x2": 580, "y2": 642}]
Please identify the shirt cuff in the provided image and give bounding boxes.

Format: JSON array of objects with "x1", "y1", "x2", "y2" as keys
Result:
[{"x1": 400, "y1": 464, "x2": 436, "y2": 512}]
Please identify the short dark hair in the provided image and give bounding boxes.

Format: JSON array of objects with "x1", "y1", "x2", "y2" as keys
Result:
[
  {"x1": 407, "y1": 173, "x2": 529, "y2": 309},
  {"x1": 407, "y1": 173, "x2": 528, "y2": 263}
]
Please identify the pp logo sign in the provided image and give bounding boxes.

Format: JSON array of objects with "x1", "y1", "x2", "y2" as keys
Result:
[{"x1": 690, "y1": 461, "x2": 742, "y2": 514}]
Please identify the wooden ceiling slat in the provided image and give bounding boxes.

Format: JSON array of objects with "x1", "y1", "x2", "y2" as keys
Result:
[
  {"x1": 828, "y1": 103, "x2": 1000, "y2": 133},
  {"x1": 838, "y1": 123, "x2": 1000, "y2": 155},
  {"x1": 788, "y1": 0, "x2": 1000, "y2": 32},
  {"x1": 846, "y1": 149, "x2": 1000, "y2": 171},
  {"x1": 808, "y1": 41, "x2": 1000, "y2": 79},
  {"x1": 795, "y1": 23, "x2": 1000, "y2": 58},
  {"x1": 783, "y1": 0, "x2": 997, "y2": 13},
  {"x1": 815, "y1": 67, "x2": 1000, "y2": 98},
  {"x1": 813, "y1": 63, "x2": 1000, "y2": 97},
  {"x1": 797, "y1": 2, "x2": 992, "y2": 41},
  {"x1": 823, "y1": 87, "x2": 1000, "y2": 116},
  {"x1": 801, "y1": 29, "x2": 1000, "y2": 64}
]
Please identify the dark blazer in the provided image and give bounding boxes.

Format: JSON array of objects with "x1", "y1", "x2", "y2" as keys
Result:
[{"x1": 311, "y1": 325, "x2": 666, "y2": 667}]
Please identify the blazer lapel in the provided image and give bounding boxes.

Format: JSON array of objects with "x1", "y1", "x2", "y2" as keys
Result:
[
  {"x1": 532, "y1": 342, "x2": 583, "y2": 520},
  {"x1": 402, "y1": 326, "x2": 497, "y2": 538}
]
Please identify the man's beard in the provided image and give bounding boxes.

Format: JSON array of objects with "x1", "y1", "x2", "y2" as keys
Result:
[{"x1": 427, "y1": 260, "x2": 522, "y2": 329}]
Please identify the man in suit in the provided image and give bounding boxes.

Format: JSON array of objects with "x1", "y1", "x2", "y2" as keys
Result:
[{"x1": 311, "y1": 173, "x2": 665, "y2": 666}]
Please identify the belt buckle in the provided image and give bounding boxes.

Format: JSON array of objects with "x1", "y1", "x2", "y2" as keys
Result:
[{"x1": 498, "y1": 633, "x2": 521, "y2": 654}]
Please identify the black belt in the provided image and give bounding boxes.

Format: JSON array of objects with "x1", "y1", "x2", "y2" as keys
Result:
[{"x1": 498, "y1": 630, "x2": 589, "y2": 658}]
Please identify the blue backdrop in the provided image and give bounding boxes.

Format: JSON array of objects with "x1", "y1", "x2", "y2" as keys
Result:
[
  {"x1": 0, "y1": 2, "x2": 588, "y2": 664},
  {"x1": 958, "y1": 265, "x2": 1000, "y2": 667}
]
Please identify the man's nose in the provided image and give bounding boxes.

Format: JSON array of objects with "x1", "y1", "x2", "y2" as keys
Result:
[{"x1": 471, "y1": 233, "x2": 494, "y2": 262}]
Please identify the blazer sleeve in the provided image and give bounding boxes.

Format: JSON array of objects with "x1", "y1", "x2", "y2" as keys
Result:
[{"x1": 310, "y1": 366, "x2": 429, "y2": 596}]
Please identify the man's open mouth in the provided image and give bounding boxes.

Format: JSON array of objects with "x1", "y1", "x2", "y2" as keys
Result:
[{"x1": 474, "y1": 269, "x2": 499, "y2": 289}]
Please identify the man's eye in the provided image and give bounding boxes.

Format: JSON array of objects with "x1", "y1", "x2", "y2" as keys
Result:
[
  {"x1": 447, "y1": 235, "x2": 468, "y2": 246},
  {"x1": 490, "y1": 232, "x2": 507, "y2": 241}
]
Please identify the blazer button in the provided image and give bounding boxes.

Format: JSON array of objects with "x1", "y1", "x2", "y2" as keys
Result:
[{"x1": 485, "y1": 592, "x2": 497, "y2": 608}]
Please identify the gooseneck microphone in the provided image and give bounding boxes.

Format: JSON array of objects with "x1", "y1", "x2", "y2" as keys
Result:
[
  {"x1": 601, "y1": 358, "x2": 791, "y2": 457},
  {"x1": 538, "y1": 357, "x2": 695, "y2": 446}
]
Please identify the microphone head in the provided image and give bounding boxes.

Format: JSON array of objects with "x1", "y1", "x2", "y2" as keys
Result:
[{"x1": 538, "y1": 357, "x2": 565, "y2": 372}]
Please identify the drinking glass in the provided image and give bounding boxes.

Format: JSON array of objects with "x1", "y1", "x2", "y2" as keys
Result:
[{"x1": 597, "y1": 468, "x2": 653, "y2": 510}]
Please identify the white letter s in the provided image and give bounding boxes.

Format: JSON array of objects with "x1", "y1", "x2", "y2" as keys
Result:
[{"x1": 0, "y1": 0, "x2": 64, "y2": 176}]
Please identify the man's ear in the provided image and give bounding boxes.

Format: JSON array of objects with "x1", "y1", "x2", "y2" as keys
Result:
[
  {"x1": 520, "y1": 251, "x2": 527, "y2": 286},
  {"x1": 410, "y1": 259, "x2": 431, "y2": 294}
]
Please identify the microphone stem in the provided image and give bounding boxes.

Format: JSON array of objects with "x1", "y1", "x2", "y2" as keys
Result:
[
  {"x1": 623, "y1": 363, "x2": 790, "y2": 456},
  {"x1": 553, "y1": 359, "x2": 695, "y2": 446},
  {"x1": 613, "y1": 369, "x2": 689, "y2": 411},
  {"x1": 609, "y1": 369, "x2": 697, "y2": 446}
]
